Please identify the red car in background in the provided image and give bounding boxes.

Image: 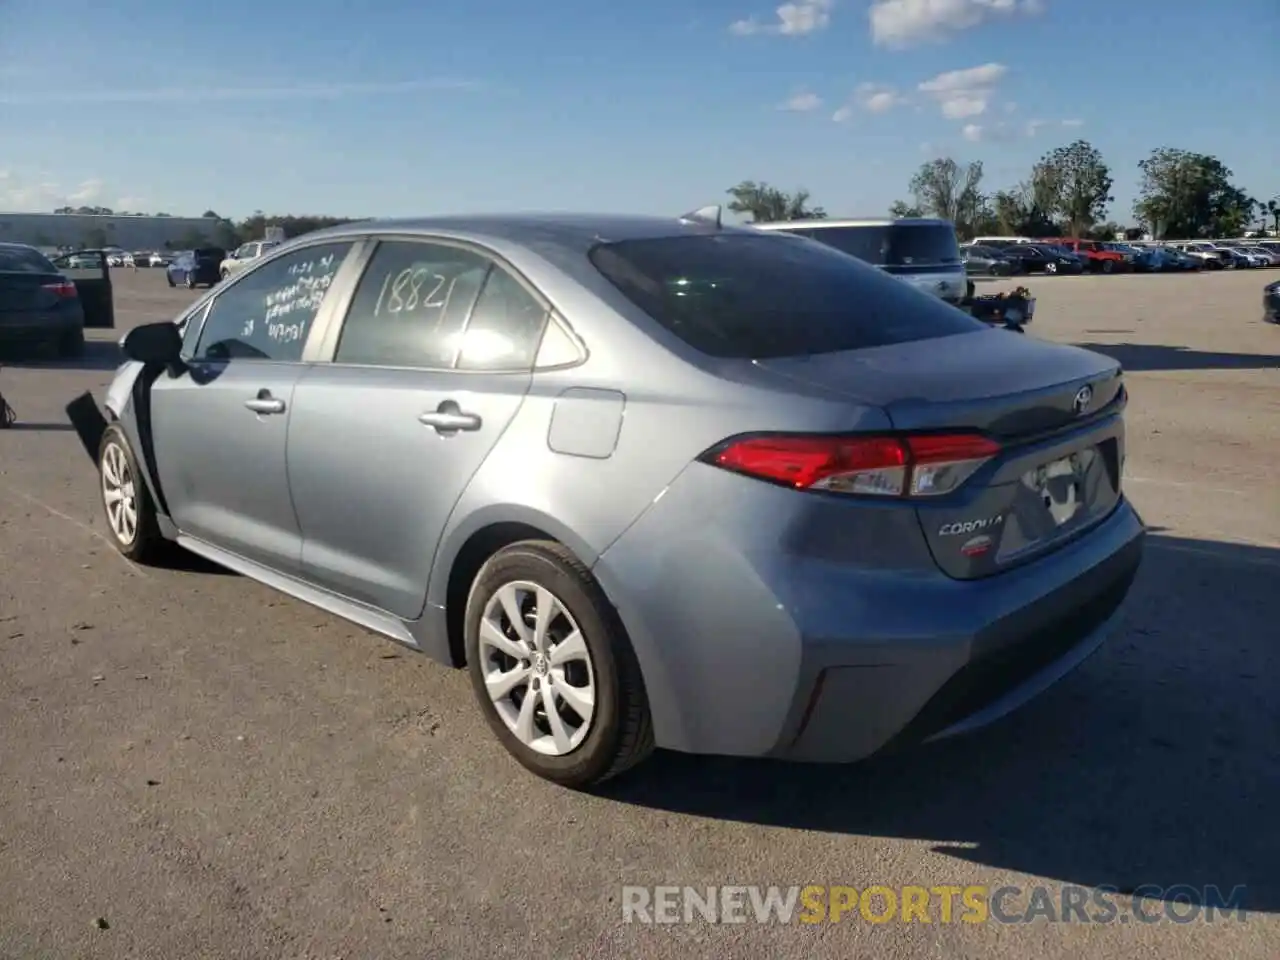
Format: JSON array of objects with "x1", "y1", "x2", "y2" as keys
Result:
[{"x1": 1042, "y1": 238, "x2": 1131, "y2": 273}]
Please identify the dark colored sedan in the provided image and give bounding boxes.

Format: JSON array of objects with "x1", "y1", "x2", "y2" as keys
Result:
[
  {"x1": 1004, "y1": 244, "x2": 1086, "y2": 275},
  {"x1": 0, "y1": 242, "x2": 86, "y2": 357},
  {"x1": 166, "y1": 247, "x2": 226, "y2": 288},
  {"x1": 1265, "y1": 280, "x2": 1279, "y2": 324},
  {"x1": 962, "y1": 244, "x2": 1020, "y2": 276}
]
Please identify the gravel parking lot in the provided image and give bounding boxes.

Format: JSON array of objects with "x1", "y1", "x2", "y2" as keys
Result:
[{"x1": 1, "y1": 268, "x2": 1276, "y2": 959}]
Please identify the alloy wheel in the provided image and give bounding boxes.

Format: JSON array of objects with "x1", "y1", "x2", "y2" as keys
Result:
[
  {"x1": 101, "y1": 441, "x2": 138, "y2": 546},
  {"x1": 478, "y1": 580, "x2": 596, "y2": 756}
]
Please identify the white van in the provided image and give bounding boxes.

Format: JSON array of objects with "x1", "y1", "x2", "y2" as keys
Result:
[{"x1": 754, "y1": 218, "x2": 968, "y2": 305}]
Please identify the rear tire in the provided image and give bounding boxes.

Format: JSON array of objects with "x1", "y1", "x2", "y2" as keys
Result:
[
  {"x1": 98, "y1": 424, "x2": 169, "y2": 564},
  {"x1": 166, "y1": 274, "x2": 175, "y2": 287},
  {"x1": 1045, "y1": 262, "x2": 1058, "y2": 275},
  {"x1": 185, "y1": 275, "x2": 197, "y2": 290},
  {"x1": 464, "y1": 540, "x2": 654, "y2": 789},
  {"x1": 58, "y1": 327, "x2": 85, "y2": 357},
  {"x1": 1101, "y1": 260, "x2": 1114, "y2": 274}
]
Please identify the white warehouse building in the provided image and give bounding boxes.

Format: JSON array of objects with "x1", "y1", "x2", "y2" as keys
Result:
[{"x1": 0, "y1": 212, "x2": 227, "y2": 250}]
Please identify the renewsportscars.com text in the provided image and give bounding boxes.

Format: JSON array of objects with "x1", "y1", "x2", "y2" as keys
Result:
[{"x1": 621, "y1": 884, "x2": 1247, "y2": 925}]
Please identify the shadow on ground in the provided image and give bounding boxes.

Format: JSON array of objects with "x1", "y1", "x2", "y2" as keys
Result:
[
  {"x1": 1075, "y1": 342, "x2": 1280, "y2": 372},
  {"x1": 599, "y1": 533, "x2": 1279, "y2": 912},
  {"x1": 0, "y1": 339, "x2": 122, "y2": 373}
]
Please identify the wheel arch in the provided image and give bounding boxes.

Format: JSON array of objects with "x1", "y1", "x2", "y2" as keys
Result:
[{"x1": 432, "y1": 505, "x2": 601, "y2": 668}]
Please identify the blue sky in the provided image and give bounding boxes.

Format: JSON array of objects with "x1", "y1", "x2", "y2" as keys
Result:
[{"x1": 1, "y1": 0, "x2": 1276, "y2": 223}]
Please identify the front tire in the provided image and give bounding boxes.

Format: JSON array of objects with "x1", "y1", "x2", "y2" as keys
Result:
[
  {"x1": 98, "y1": 424, "x2": 167, "y2": 563},
  {"x1": 465, "y1": 541, "x2": 654, "y2": 788},
  {"x1": 185, "y1": 274, "x2": 197, "y2": 290}
]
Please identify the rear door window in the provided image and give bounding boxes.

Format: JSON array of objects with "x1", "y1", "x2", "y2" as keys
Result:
[
  {"x1": 333, "y1": 239, "x2": 489, "y2": 369},
  {"x1": 590, "y1": 232, "x2": 983, "y2": 360}
]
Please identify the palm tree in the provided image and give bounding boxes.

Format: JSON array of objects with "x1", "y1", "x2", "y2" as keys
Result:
[{"x1": 726, "y1": 181, "x2": 827, "y2": 222}]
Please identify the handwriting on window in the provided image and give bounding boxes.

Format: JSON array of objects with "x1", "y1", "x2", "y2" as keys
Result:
[
  {"x1": 258, "y1": 253, "x2": 339, "y2": 343},
  {"x1": 372, "y1": 265, "x2": 466, "y2": 319}
]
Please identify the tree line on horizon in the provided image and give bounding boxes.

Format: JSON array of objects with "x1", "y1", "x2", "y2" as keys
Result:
[
  {"x1": 37, "y1": 208, "x2": 359, "y2": 252},
  {"x1": 725, "y1": 142, "x2": 1278, "y2": 242},
  {"x1": 35, "y1": 141, "x2": 1276, "y2": 249}
]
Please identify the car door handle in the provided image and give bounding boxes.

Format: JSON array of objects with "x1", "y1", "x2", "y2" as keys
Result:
[
  {"x1": 418, "y1": 403, "x2": 481, "y2": 434},
  {"x1": 244, "y1": 389, "x2": 286, "y2": 415}
]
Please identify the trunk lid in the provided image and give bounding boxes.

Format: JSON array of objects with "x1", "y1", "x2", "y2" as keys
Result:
[
  {"x1": 755, "y1": 329, "x2": 1127, "y2": 579},
  {"x1": 0, "y1": 271, "x2": 65, "y2": 313}
]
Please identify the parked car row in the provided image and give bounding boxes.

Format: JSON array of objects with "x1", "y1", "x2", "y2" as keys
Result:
[
  {"x1": 963, "y1": 236, "x2": 1280, "y2": 276},
  {"x1": 101, "y1": 249, "x2": 175, "y2": 268}
]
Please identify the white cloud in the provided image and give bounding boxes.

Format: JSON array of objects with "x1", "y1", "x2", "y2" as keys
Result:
[
  {"x1": 1003, "y1": 101, "x2": 1018, "y2": 114},
  {"x1": 1061, "y1": 118, "x2": 1084, "y2": 127},
  {"x1": 831, "y1": 82, "x2": 905, "y2": 121},
  {"x1": 870, "y1": 0, "x2": 1045, "y2": 47},
  {"x1": 917, "y1": 62, "x2": 1007, "y2": 118},
  {"x1": 1025, "y1": 118, "x2": 1047, "y2": 136},
  {"x1": 731, "y1": 0, "x2": 833, "y2": 35},
  {"x1": 0, "y1": 173, "x2": 114, "y2": 212},
  {"x1": 67, "y1": 178, "x2": 104, "y2": 204},
  {"x1": 780, "y1": 90, "x2": 823, "y2": 111},
  {"x1": 115, "y1": 196, "x2": 146, "y2": 211},
  {"x1": 961, "y1": 121, "x2": 1020, "y2": 142},
  {"x1": 0, "y1": 78, "x2": 480, "y2": 105},
  {"x1": 855, "y1": 82, "x2": 905, "y2": 113}
]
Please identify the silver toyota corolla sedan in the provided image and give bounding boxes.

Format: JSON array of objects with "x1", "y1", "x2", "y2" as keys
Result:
[{"x1": 95, "y1": 212, "x2": 1145, "y2": 787}]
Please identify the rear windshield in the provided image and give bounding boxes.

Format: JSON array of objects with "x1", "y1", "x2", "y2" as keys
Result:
[
  {"x1": 589, "y1": 233, "x2": 983, "y2": 360},
  {"x1": 0, "y1": 245, "x2": 57, "y2": 274},
  {"x1": 782, "y1": 223, "x2": 960, "y2": 267}
]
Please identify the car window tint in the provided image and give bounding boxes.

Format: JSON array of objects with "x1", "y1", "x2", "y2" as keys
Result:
[
  {"x1": 0, "y1": 245, "x2": 57, "y2": 273},
  {"x1": 456, "y1": 267, "x2": 549, "y2": 371},
  {"x1": 192, "y1": 241, "x2": 353, "y2": 362},
  {"x1": 590, "y1": 232, "x2": 983, "y2": 360},
  {"x1": 335, "y1": 240, "x2": 489, "y2": 368}
]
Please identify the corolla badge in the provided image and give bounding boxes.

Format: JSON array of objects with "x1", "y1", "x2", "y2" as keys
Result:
[{"x1": 1073, "y1": 384, "x2": 1093, "y2": 415}]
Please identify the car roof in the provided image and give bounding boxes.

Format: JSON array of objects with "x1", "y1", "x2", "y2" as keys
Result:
[
  {"x1": 754, "y1": 217, "x2": 954, "y2": 230},
  {"x1": 302, "y1": 213, "x2": 750, "y2": 252}
]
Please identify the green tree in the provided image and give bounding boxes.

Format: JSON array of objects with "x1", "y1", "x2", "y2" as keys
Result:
[
  {"x1": 212, "y1": 219, "x2": 242, "y2": 250},
  {"x1": 906, "y1": 157, "x2": 985, "y2": 236},
  {"x1": 888, "y1": 200, "x2": 923, "y2": 218},
  {"x1": 725, "y1": 181, "x2": 827, "y2": 222},
  {"x1": 1032, "y1": 140, "x2": 1112, "y2": 237},
  {"x1": 1133, "y1": 148, "x2": 1253, "y2": 239},
  {"x1": 1266, "y1": 199, "x2": 1279, "y2": 234},
  {"x1": 175, "y1": 228, "x2": 211, "y2": 250},
  {"x1": 201, "y1": 209, "x2": 220, "y2": 218}
]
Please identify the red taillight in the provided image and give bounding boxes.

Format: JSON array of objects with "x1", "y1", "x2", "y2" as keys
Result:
[
  {"x1": 42, "y1": 280, "x2": 78, "y2": 298},
  {"x1": 703, "y1": 432, "x2": 1000, "y2": 498}
]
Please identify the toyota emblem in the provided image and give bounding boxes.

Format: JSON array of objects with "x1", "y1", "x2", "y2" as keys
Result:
[{"x1": 1073, "y1": 384, "x2": 1093, "y2": 415}]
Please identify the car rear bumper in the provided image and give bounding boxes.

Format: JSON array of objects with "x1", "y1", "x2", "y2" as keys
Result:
[
  {"x1": 593, "y1": 462, "x2": 1145, "y2": 761},
  {"x1": 0, "y1": 309, "x2": 84, "y2": 346}
]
